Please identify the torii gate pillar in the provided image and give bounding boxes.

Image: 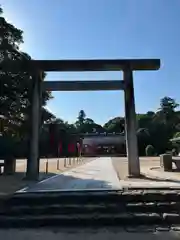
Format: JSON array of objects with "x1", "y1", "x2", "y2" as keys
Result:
[
  {"x1": 26, "y1": 73, "x2": 41, "y2": 180},
  {"x1": 124, "y1": 69, "x2": 140, "y2": 177}
]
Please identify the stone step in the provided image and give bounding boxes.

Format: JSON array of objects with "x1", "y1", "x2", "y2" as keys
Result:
[
  {"x1": 1, "y1": 190, "x2": 180, "y2": 228},
  {"x1": 6, "y1": 190, "x2": 180, "y2": 206},
  {"x1": 1, "y1": 202, "x2": 180, "y2": 216},
  {"x1": 0, "y1": 212, "x2": 175, "y2": 228}
]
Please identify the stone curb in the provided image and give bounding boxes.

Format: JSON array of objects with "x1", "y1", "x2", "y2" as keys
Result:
[{"x1": 141, "y1": 167, "x2": 180, "y2": 184}]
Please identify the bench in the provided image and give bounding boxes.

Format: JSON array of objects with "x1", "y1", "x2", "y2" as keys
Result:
[
  {"x1": 0, "y1": 158, "x2": 16, "y2": 175},
  {"x1": 172, "y1": 157, "x2": 180, "y2": 170}
]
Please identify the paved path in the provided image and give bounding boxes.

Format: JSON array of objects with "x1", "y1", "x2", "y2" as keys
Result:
[{"x1": 22, "y1": 157, "x2": 121, "y2": 192}]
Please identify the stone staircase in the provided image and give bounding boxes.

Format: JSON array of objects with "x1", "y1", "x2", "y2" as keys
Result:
[{"x1": 0, "y1": 189, "x2": 180, "y2": 228}]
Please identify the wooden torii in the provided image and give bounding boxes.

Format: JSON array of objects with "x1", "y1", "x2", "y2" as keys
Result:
[{"x1": 3, "y1": 59, "x2": 160, "y2": 180}]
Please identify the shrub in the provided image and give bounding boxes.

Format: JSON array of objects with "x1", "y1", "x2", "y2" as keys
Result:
[
  {"x1": 145, "y1": 145, "x2": 155, "y2": 156},
  {"x1": 172, "y1": 148, "x2": 178, "y2": 156}
]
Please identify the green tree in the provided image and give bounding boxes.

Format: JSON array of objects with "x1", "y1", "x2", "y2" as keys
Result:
[
  {"x1": 0, "y1": 5, "x2": 54, "y2": 179},
  {"x1": 155, "y1": 96, "x2": 179, "y2": 125},
  {"x1": 151, "y1": 97, "x2": 180, "y2": 153},
  {"x1": 103, "y1": 117, "x2": 124, "y2": 133},
  {"x1": 80, "y1": 122, "x2": 105, "y2": 134},
  {"x1": 75, "y1": 110, "x2": 86, "y2": 132},
  {"x1": 137, "y1": 112, "x2": 155, "y2": 129},
  {"x1": 75, "y1": 111, "x2": 105, "y2": 134},
  {"x1": 84, "y1": 118, "x2": 94, "y2": 124},
  {"x1": 77, "y1": 110, "x2": 86, "y2": 125}
]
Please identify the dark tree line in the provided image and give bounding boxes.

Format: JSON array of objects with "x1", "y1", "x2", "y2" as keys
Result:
[{"x1": 1, "y1": 96, "x2": 179, "y2": 158}]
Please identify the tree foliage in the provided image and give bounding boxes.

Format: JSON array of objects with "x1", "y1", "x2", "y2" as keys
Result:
[
  {"x1": 0, "y1": 5, "x2": 52, "y2": 138},
  {"x1": 103, "y1": 117, "x2": 124, "y2": 133}
]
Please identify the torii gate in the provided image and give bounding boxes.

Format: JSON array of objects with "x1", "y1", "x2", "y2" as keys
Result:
[{"x1": 3, "y1": 59, "x2": 160, "y2": 180}]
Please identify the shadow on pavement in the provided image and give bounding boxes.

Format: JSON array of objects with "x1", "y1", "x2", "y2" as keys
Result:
[{"x1": 24, "y1": 172, "x2": 121, "y2": 192}]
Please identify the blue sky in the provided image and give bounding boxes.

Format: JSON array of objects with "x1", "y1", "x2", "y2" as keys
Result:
[{"x1": 2, "y1": 0, "x2": 180, "y2": 124}]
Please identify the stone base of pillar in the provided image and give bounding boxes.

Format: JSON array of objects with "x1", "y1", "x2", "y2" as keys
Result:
[
  {"x1": 25, "y1": 171, "x2": 39, "y2": 181},
  {"x1": 127, "y1": 173, "x2": 142, "y2": 178},
  {"x1": 4, "y1": 156, "x2": 16, "y2": 175},
  {"x1": 26, "y1": 156, "x2": 40, "y2": 181}
]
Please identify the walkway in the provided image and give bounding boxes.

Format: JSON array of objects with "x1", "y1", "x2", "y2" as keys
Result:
[{"x1": 22, "y1": 157, "x2": 121, "y2": 192}]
